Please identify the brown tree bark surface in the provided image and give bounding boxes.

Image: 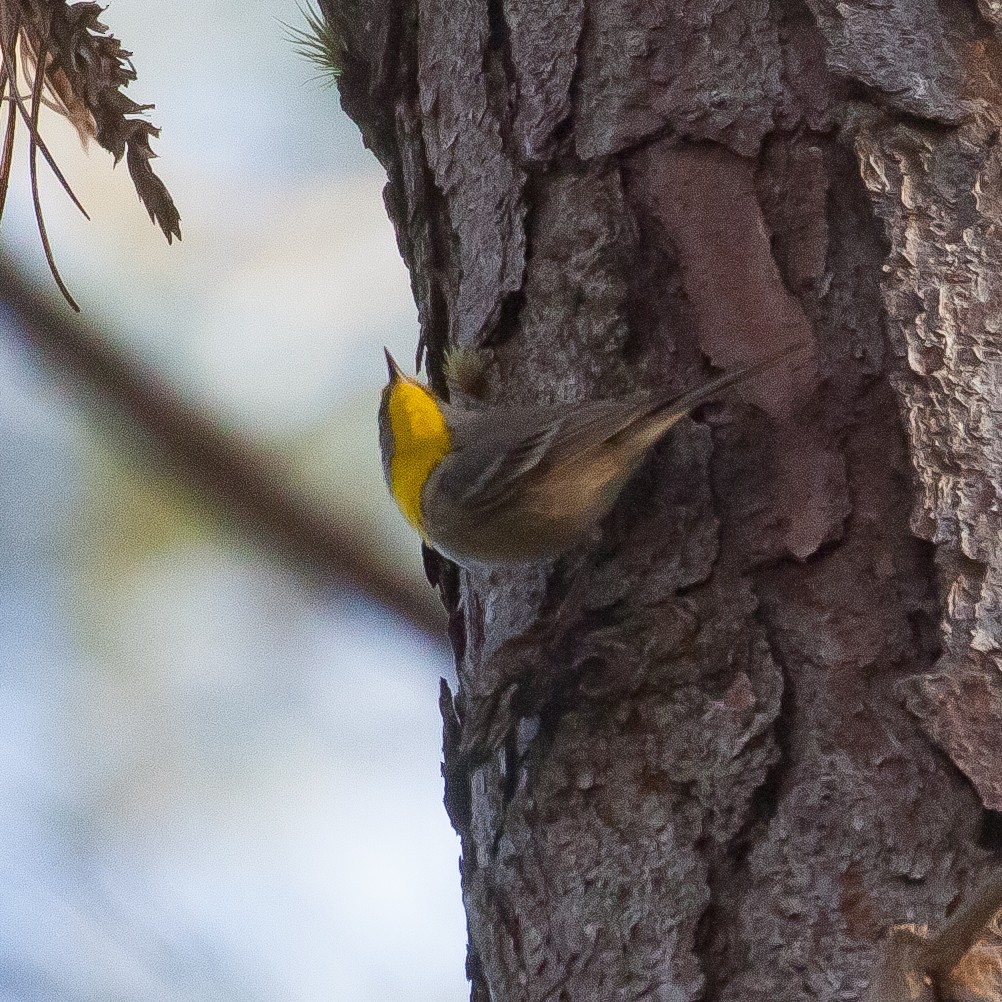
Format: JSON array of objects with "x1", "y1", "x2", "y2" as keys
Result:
[{"x1": 330, "y1": 0, "x2": 1002, "y2": 997}]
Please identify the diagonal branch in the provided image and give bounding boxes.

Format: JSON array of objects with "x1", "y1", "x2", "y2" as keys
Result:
[{"x1": 0, "y1": 254, "x2": 446, "y2": 641}]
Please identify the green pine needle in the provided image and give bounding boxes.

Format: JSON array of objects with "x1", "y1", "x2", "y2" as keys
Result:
[{"x1": 283, "y1": 2, "x2": 344, "y2": 82}]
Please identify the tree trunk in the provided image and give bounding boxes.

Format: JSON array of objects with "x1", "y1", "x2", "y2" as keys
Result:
[{"x1": 331, "y1": 0, "x2": 1002, "y2": 997}]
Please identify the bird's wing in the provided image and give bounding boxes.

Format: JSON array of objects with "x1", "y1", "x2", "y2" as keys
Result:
[
  {"x1": 437, "y1": 341, "x2": 804, "y2": 519},
  {"x1": 445, "y1": 416, "x2": 561, "y2": 514},
  {"x1": 441, "y1": 397, "x2": 645, "y2": 517}
]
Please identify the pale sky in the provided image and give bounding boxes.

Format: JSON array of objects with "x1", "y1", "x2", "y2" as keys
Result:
[{"x1": 0, "y1": 4, "x2": 467, "y2": 999}]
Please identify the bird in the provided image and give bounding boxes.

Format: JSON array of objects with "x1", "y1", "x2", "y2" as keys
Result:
[{"x1": 378, "y1": 342, "x2": 803, "y2": 567}]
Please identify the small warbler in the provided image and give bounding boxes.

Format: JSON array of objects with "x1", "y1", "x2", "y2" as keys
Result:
[{"x1": 379, "y1": 343, "x2": 802, "y2": 567}]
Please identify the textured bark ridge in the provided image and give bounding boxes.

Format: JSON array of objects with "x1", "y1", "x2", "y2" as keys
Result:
[
  {"x1": 332, "y1": 0, "x2": 1002, "y2": 997},
  {"x1": 854, "y1": 86, "x2": 1002, "y2": 816}
]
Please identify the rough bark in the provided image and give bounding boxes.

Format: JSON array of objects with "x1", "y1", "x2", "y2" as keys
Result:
[{"x1": 331, "y1": 0, "x2": 1002, "y2": 997}]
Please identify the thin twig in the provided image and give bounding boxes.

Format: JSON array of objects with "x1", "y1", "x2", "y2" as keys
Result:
[
  {"x1": 0, "y1": 73, "x2": 16, "y2": 221},
  {"x1": 27, "y1": 30, "x2": 78, "y2": 310}
]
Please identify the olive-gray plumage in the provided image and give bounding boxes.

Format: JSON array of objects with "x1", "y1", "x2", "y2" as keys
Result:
[{"x1": 380, "y1": 344, "x2": 801, "y2": 566}]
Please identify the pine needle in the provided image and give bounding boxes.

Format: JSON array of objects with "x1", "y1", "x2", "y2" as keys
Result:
[{"x1": 282, "y1": 2, "x2": 343, "y2": 83}]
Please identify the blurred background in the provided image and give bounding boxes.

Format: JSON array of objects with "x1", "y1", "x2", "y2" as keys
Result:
[{"x1": 0, "y1": 1, "x2": 467, "y2": 999}]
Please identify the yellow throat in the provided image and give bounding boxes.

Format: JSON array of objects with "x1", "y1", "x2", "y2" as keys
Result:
[{"x1": 386, "y1": 376, "x2": 451, "y2": 533}]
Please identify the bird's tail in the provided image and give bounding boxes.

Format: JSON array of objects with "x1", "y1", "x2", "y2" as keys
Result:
[{"x1": 653, "y1": 340, "x2": 807, "y2": 424}]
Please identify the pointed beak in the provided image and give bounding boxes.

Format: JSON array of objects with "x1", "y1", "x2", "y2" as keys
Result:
[{"x1": 384, "y1": 347, "x2": 402, "y2": 382}]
